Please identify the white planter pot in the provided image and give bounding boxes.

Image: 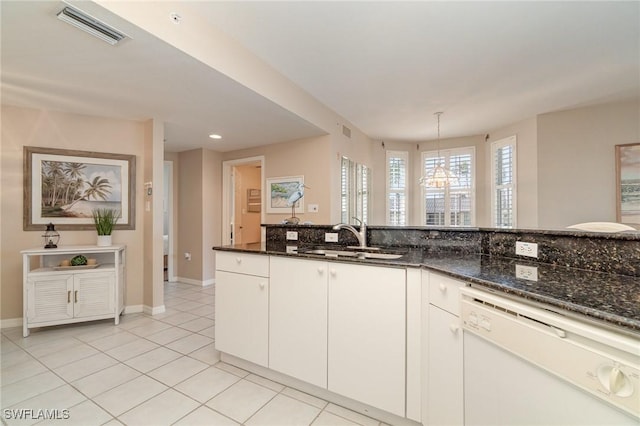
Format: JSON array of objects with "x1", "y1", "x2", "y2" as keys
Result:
[{"x1": 97, "y1": 235, "x2": 112, "y2": 247}]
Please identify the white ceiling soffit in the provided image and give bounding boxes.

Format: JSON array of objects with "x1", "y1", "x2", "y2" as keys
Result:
[
  {"x1": 0, "y1": 1, "x2": 326, "y2": 152},
  {"x1": 196, "y1": 1, "x2": 640, "y2": 141}
]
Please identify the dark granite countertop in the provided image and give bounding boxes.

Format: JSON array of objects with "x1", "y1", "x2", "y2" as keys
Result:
[{"x1": 213, "y1": 243, "x2": 640, "y2": 335}]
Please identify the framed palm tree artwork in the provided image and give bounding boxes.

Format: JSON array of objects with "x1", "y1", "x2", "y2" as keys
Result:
[{"x1": 24, "y1": 146, "x2": 136, "y2": 230}]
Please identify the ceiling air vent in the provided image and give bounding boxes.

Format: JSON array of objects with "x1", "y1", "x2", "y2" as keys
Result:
[
  {"x1": 342, "y1": 125, "x2": 352, "y2": 138},
  {"x1": 57, "y1": 6, "x2": 126, "y2": 45}
]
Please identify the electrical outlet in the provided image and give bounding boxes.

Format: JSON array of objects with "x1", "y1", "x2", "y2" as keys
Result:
[
  {"x1": 515, "y1": 264, "x2": 538, "y2": 281},
  {"x1": 325, "y1": 232, "x2": 339, "y2": 242},
  {"x1": 515, "y1": 241, "x2": 538, "y2": 258},
  {"x1": 286, "y1": 245, "x2": 298, "y2": 254},
  {"x1": 286, "y1": 231, "x2": 298, "y2": 241},
  {"x1": 184, "y1": 252, "x2": 191, "y2": 261}
]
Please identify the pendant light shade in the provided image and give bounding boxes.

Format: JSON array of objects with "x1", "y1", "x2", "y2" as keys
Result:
[{"x1": 420, "y1": 112, "x2": 459, "y2": 188}]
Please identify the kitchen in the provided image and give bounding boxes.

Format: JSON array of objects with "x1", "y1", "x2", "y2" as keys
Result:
[{"x1": 2, "y1": 1, "x2": 639, "y2": 425}]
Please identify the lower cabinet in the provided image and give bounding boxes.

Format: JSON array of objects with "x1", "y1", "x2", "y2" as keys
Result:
[
  {"x1": 269, "y1": 257, "x2": 328, "y2": 388},
  {"x1": 328, "y1": 262, "x2": 406, "y2": 417},
  {"x1": 426, "y1": 271, "x2": 465, "y2": 426},
  {"x1": 215, "y1": 270, "x2": 269, "y2": 367},
  {"x1": 27, "y1": 273, "x2": 116, "y2": 323}
]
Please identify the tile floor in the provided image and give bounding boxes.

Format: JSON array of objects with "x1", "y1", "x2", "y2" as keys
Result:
[{"x1": 1, "y1": 281, "x2": 388, "y2": 426}]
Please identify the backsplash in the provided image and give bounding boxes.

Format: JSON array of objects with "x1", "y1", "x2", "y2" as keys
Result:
[{"x1": 264, "y1": 225, "x2": 640, "y2": 277}]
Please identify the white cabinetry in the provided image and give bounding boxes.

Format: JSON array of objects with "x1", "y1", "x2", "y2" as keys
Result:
[
  {"x1": 22, "y1": 245, "x2": 125, "y2": 337},
  {"x1": 328, "y1": 262, "x2": 406, "y2": 417},
  {"x1": 425, "y1": 271, "x2": 466, "y2": 426},
  {"x1": 215, "y1": 252, "x2": 269, "y2": 367},
  {"x1": 269, "y1": 256, "x2": 327, "y2": 388}
]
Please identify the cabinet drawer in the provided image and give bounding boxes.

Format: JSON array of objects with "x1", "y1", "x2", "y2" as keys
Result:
[
  {"x1": 429, "y1": 272, "x2": 465, "y2": 316},
  {"x1": 215, "y1": 251, "x2": 269, "y2": 277}
]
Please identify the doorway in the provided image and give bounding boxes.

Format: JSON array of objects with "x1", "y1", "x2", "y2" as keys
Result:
[{"x1": 222, "y1": 156, "x2": 265, "y2": 246}]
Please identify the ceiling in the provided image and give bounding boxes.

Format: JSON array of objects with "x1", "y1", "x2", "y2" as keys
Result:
[{"x1": 2, "y1": 1, "x2": 639, "y2": 152}]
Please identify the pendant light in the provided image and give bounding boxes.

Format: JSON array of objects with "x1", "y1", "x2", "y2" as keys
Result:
[{"x1": 419, "y1": 112, "x2": 459, "y2": 188}]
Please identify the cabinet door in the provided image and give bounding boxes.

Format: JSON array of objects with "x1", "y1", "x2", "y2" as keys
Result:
[
  {"x1": 328, "y1": 263, "x2": 406, "y2": 417},
  {"x1": 215, "y1": 270, "x2": 269, "y2": 367},
  {"x1": 428, "y1": 304, "x2": 464, "y2": 426},
  {"x1": 73, "y1": 273, "x2": 115, "y2": 318},
  {"x1": 269, "y1": 257, "x2": 328, "y2": 388},
  {"x1": 27, "y1": 275, "x2": 74, "y2": 323}
]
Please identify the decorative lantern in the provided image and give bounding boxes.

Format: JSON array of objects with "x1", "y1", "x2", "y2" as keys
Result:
[{"x1": 43, "y1": 223, "x2": 60, "y2": 249}]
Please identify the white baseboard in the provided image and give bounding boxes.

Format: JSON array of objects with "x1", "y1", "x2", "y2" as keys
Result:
[
  {"x1": 176, "y1": 277, "x2": 215, "y2": 287},
  {"x1": 123, "y1": 305, "x2": 143, "y2": 314},
  {"x1": 0, "y1": 317, "x2": 22, "y2": 329},
  {"x1": 144, "y1": 305, "x2": 166, "y2": 315}
]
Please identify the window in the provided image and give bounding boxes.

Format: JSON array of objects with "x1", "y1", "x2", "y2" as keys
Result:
[
  {"x1": 341, "y1": 157, "x2": 370, "y2": 224},
  {"x1": 386, "y1": 151, "x2": 408, "y2": 225},
  {"x1": 491, "y1": 136, "x2": 517, "y2": 228},
  {"x1": 422, "y1": 147, "x2": 475, "y2": 226}
]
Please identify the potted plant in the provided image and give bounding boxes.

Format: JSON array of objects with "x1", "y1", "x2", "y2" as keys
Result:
[{"x1": 92, "y1": 209, "x2": 120, "y2": 246}]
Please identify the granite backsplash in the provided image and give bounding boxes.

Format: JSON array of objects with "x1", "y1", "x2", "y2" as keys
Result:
[{"x1": 264, "y1": 225, "x2": 640, "y2": 277}]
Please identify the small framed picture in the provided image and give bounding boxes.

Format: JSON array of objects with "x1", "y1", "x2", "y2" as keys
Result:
[{"x1": 266, "y1": 176, "x2": 304, "y2": 214}]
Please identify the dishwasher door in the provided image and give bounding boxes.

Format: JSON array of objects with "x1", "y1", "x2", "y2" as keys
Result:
[{"x1": 461, "y1": 287, "x2": 639, "y2": 426}]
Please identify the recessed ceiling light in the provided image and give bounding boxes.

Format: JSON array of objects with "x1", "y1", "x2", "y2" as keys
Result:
[{"x1": 209, "y1": 134, "x2": 222, "y2": 140}]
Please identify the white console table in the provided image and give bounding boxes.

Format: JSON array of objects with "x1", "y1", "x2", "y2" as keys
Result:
[{"x1": 21, "y1": 245, "x2": 126, "y2": 337}]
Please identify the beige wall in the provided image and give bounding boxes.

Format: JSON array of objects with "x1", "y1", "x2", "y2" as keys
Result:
[
  {"x1": 537, "y1": 99, "x2": 640, "y2": 229},
  {"x1": 202, "y1": 148, "x2": 223, "y2": 284},
  {"x1": 223, "y1": 135, "x2": 333, "y2": 224},
  {"x1": 0, "y1": 106, "x2": 146, "y2": 321},
  {"x1": 176, "y1": 149, "x2": 204, "y2": 283}
]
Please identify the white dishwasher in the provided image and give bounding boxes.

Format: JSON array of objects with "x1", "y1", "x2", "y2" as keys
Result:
[{"x1": 460, "y1": 286, "x2": 639, "y2": 425}]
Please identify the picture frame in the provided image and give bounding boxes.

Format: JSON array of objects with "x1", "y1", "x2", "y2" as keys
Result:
[
  {"x1": 24, "y1": 146, "x2": 136, "y2": 230},
  {"x1": 266, "y1": 176, "x2": 304, "y2": 214},
  {"x1": 616, "y1": 143, "x2": 640, "y2": 225}
]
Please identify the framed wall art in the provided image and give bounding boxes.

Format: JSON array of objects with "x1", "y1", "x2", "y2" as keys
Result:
[
  {"x1": 266, "y1": 176, "x2": 304, "y2": 214},
  {"x1": 616, "y1": 143, "x2": 640, "y2": 225},
  {"x1": 24, "y1": 146, "x2": 136, "y2": 230}
]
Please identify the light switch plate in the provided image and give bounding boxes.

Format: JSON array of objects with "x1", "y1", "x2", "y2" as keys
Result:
[{"x1": 286, "y1": 231, "x2": 298, "y2": 241}]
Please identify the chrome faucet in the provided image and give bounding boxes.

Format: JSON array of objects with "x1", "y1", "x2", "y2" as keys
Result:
[{"x1": 333, "y1": 218, "x2": 367, "y2": 248}]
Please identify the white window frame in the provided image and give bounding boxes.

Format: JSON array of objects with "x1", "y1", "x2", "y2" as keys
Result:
[
  {"x1": 421, "y1": 146, "x2": 476, "y2": 227},
  {"x1": 341, "y1": 157, "x2": 370, "y2": 224},
  {"x1": 491, "y1": 136, "x2": 517, "y2": 228},
  {"x1": 386, "y1": 150, "x2": 409, "y2": 226}
]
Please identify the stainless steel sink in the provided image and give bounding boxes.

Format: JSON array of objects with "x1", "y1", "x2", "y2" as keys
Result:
[{"x1": 301, "y1": 249, "x2": 404, "y2": 260}]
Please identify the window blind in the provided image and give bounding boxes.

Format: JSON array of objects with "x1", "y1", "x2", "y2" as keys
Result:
[
  {"x1": 491, "y1": 137, "x2": 517, "y2": 228},
  {"x1": 386, "y1": 151, "x2": 408, "y2": 225}
]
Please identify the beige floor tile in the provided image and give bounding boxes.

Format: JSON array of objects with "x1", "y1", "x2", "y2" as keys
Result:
[
  {"x1": 73, "y1": 324, "x2": 126, "y2": 343},
  {"x1": 1, "y1": 357, "x2": 48, "y2": 386},
  {"x1": 127, "y1": 321, "x2": 172, "y2": 338},
  {"x1": 206, "y1": 379, "x2": 276, "y2": 423},
  {"x1": 1, "y1": 371, "x2": 65, "y2": 408},
  {"x1": 63, "y1": 400, "x2": 114, "y2": 426},
  {"x1": 114, "y1": 316, "x2": 156, "y2": 330},
  {"x1": 188, "y1": 343, "x2": 220, "y2": 365},
  {"x1": 174, "y1": 366, "x2": 240, "y2": 403},
  {"x1": 312, "y1": 411, "x2": 360, "y2": 426},
  {"x1": 282, "y1": 387, "x2": 328, "y2": 410},
  {"x1": 6, "y1": 384, "x2": 85, "y2": 414},
  {"x1": 1, "y1": 348, "x2": 33, "y2": 369},
  {"x1": 117, "y1": 389, "x2": 199, "y2": 426},
  {"x1": 215, "y1": 362, "x2": 250, "y2": 378},
  {"x1": 71, "y1": 364, "x2": 140, "y2": 398},
  {"x1": 87, "y1": 332, "x2": 139, "y2": 352},
  {"x1": 172, "y1": 300, "x2": 207, "y2": 312},
  {"x1": 158, "y1": 312, "x2": 200, "y2": 326},
  {"x1": 53, "y1": 353, "x2": 118, "y2": 382},
  {"x1": 246, "y1": 394, "x2": 321, "y2": 426},
  {"x1": 1, "y1": 338, "x2": 22, "y2": 355},
  {"x1": 189, "y1": 305, "x2": 215, "y2": 317},
  {"x1": 93, "y1": 375, "x2": 167, "y2": 416},
  {"x1": 245, "y1": 374, "x2": 285, "y2": 393},
  {"x1": 174, "y1": 406, "x2": 240, "y2": 426},
  {"x1": 197, "y1": 325, "x2": 216, "y2": 339},
  {"x1": 145, "y1": 326, "x2": 191, "y2": 345},
  {"x1": 147, "y1": 356, "x2": 208, "y2": 387},
  {"x1": 166, "y1": 333, "x2": 213, "y2": 355},
  {"x1": 105, "y1": 338, "x2": 158, "y2": 361},
  {"x1": 38, "y1": 342, "x2": 99, "y2": 369},
  {"x1": 124, "y1": 347, "x2": 182, "y2": 373},
  {"x1": 179, "y1": 317, "x2": 215, "y2": 333},
  {"x1": 324, "y1": 404, "x2": 379, "y2": 426},
  {"x1": 24, "y1": 337, "x2": 83, "y2": 358}
]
